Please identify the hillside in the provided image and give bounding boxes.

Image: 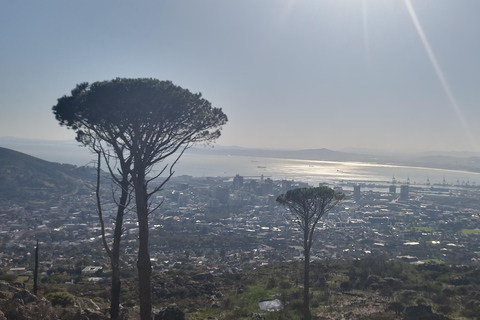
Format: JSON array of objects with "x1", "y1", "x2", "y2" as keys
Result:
[
  {"x1": 0, "y1": 147, "x2": 94, "y2": 204},
  {"x1": 2, "y1": 256, "x2": 479, "y2": 319}
]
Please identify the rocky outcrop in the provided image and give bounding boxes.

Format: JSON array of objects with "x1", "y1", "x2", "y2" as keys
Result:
[
  {"x1": 0, "y1": 283, "x2": 110, "y2": 320},
  {"x1": 1, "y1": 293, "x2": 52, "y2": 320},
  {"x1": 73, "y1": 308, "x2": 109, "y2": 320},
  {"x1": 154, "y1": 304, "x2": 185, "y2": 320},
  {"x1": 403, "y1": 305, "x2": 446, "y2": 320},
  {"x1": 12, "y1": 290, "x2": 39, "y2": 305}
]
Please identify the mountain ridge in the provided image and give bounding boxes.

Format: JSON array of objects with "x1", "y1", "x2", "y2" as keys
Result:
[{"x1": 0, "y1": 147, "x2": 94, "y2": 204}]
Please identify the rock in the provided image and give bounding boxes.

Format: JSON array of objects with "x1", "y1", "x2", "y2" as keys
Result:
[
  {"x1": 154, "y1": 286, "x2": 170, "y2": 298},
  {"x1": 73, "y1": 309, "x2": 108, "y2": 320},
  {"x1": 3, "y1": 299, "x2": 27, "y2": 319},
  {"x1": 12, "y1": 282, "x2": 25, "y2": 289},
  {"x1": 154, "y1": 304, "x2": 185, "y2": 320},
  {"x1": 73, "y1": 310, "x2": 90, "y2": 320},
  {"x1": 0, "y1": 293, "x2": 54, "y2": 320},
  {"x1": 38, "y1": 297, "x2": 51, "y2": 307},
  {"x1": 211, "y1": 301, "x2": 220, "y2": 308},
  {"x1": 0, "y1": 282, "x2": 18, "y2": 293},
  {"x1": 86, "y1": 309, "x2": 108, "y2": 320},
  {"x1": 215, "y1": 291, "x2": 223, "y2": 298},
  {"x1": 199, "y1": 283, "x2": 217, "y2": 295},
  {"x1": 194, "y1": 273, "x2": 214, "y2": 281},
  {"x1": 315, "y1": 277, "x2": 328, "y2": 288},
  {"x1": 119, "y1": 307, "x2": 131, "y2": 320},
  {"x1": 13, "y1": 290, "x2": 38, "y2": 304},
  {"x1": 403, "y1": 304, "x2": 445, "y2": 320}
]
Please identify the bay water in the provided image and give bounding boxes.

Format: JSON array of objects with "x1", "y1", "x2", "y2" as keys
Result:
[{"x1": 172, "y1": 153, "x2": 480, "y2": 188}]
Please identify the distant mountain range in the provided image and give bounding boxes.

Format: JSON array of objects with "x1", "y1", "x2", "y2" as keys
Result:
[{"x1": 2, "y1": 137, "x2": 480, "y2": 174}]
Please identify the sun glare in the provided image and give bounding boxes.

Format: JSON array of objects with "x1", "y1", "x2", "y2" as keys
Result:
[{"x1": 404, "y1": 0, "x2": 479, "y2": 152}]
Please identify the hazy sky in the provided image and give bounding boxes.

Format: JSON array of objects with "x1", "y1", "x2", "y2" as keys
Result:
[{"x1": 1, "y1": 0, "x2": 480, "y2": 152}]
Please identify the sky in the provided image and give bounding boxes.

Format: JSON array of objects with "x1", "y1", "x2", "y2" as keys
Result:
[{"x1": 1, "y1": 0, "x2": 480, "y2": 153}]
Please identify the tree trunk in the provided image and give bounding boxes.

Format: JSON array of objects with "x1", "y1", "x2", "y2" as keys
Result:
[
  {"x1": 94, "y1": 148, "x2": 129, "y2": 320},
  {"x1": 303, "y1": 231, "x2": 311, "y2": 320},
  {"x1": 135, "y1": 178, "x2": 152, "y2": 320},
  {"x1": 111, "y1": 266, "x2": 121, "y2": 320},
  {"x1": 110, "y1": 179, "x2": 128, "y2": 320}
]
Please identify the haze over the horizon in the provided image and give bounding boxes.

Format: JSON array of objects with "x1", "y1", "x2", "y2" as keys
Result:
[{"x1": 2, "y1": 1, "x2": 480, "y2": 153}]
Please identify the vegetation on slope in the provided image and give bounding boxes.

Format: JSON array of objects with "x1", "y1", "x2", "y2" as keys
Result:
[
  {"x1": 0, "y1": 147, "x2": 94, "y2": 203},
  {"x1": 4, "y1": 255, "x2": 480, "y2": 319}
]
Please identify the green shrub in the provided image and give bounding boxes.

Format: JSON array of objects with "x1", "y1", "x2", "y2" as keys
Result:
[
  {"x1": 123, "y1": 299, "x2": 136, "y2": 308},
  {"x1": 287, "y1": 298, "x2": 303, "y2": 312},
  {"x1": 386, "y1": 301, "x2": 405, "y2": 315},
  {"x1": 290, "y1": 290, "x2": 302, "y2": 299},
  {"x1": 432, "y1": 292, "x2": 450, "y2": 305},
  {"x1": 0, "y1": 290, "x2": 11, "y2": 299},
  {"x1": 0, "y1": 273, "x2": 17, "y2": 282},
  {"x1": 279, "y1": 280, "x2": 292, "y2": 290},
  {"x1": 47, "y1": 291, "x2": 75, "y2": 307},
  {"x1": 340, "y1": 281, "x2": 354, "y2": 292},
  {"x1": 266, "y1": 276, "x2": 276, "y2": 289},
  {"x1": 437, "y1": 304, "x2": 452, "y2": 315}
]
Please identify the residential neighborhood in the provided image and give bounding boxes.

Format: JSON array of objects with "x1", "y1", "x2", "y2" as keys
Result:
[{"x1": 1, "y1": 173, "x2": 480, "y2": 279}]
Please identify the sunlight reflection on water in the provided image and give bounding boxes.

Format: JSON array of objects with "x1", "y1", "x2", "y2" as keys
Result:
[{"x1": 171, "y1": 154, "x2": 480, "y2": 187}]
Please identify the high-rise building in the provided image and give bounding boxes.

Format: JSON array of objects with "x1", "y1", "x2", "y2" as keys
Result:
[
  {"x1": 353, "y1": 185, "x2": 361, "y2": 201},
  {"x1": 400, "y1": 185, "x2": 409, "y2": 200},
  {"x1": 215, "y1": 186, "x2": 229, "y2": 205},
  {"x1": 233, "y1": 174, "x2": 244, "y2": 190},
  {"x1": 245, "y1": 180, "x2": 258, "y2": 192},
  {"x1": 268, "y1": 194, "x2": 277, "y2": 210},
  {"x1": 260, "y1": 178, "x2": 273, "y2": 195},
  {"x1": 389, "y1": 185, "x2": 396, "y2": 194}
]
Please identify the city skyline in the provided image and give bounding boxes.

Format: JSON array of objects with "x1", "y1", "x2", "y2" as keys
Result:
[{"x1": 2, "y1": 1, "x2": 480, "y2": 153}]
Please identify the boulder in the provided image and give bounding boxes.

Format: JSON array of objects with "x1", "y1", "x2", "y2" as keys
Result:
[
  {"x1": 0, "y1": 282, "x2": 18, "y2": 293},
  {"x1": 199, "y1": 283, "x2": 217, "y2": 295},
  {"x1": 73, "y1": 309, "x2": 108, "y2": 320},
  {"x1": 13, "y1": 290, "x2": 38, "y2": 304},
  {"x1": 153, "y1": 286, "x2": 170, "y2": 298},
  {"x1": 404, "y1": 304, "x2": 445, "y2": 320},
  {"x1": 193, "y1": 273, "x2": 214, "y2": 281},
  {"x1": 154, "y1": 304, "x2": 185, "y2": 320}
]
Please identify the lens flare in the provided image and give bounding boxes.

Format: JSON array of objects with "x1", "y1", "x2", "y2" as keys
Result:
[{"x1": 404, "y1": 0, "x2": 478, "y2": 151}]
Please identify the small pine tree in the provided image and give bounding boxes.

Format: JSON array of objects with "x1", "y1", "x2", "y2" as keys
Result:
[{"x1": 33, "y1": 240, "x2": 39, "y2": 295}]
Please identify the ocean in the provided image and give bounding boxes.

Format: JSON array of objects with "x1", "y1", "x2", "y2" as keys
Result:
[
  {"x1": 172, "y1": 153, "x2": 480, "y2": 188},
  {"x1": 2, "y1": 139, "x2": 479, "y2": 188}
]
